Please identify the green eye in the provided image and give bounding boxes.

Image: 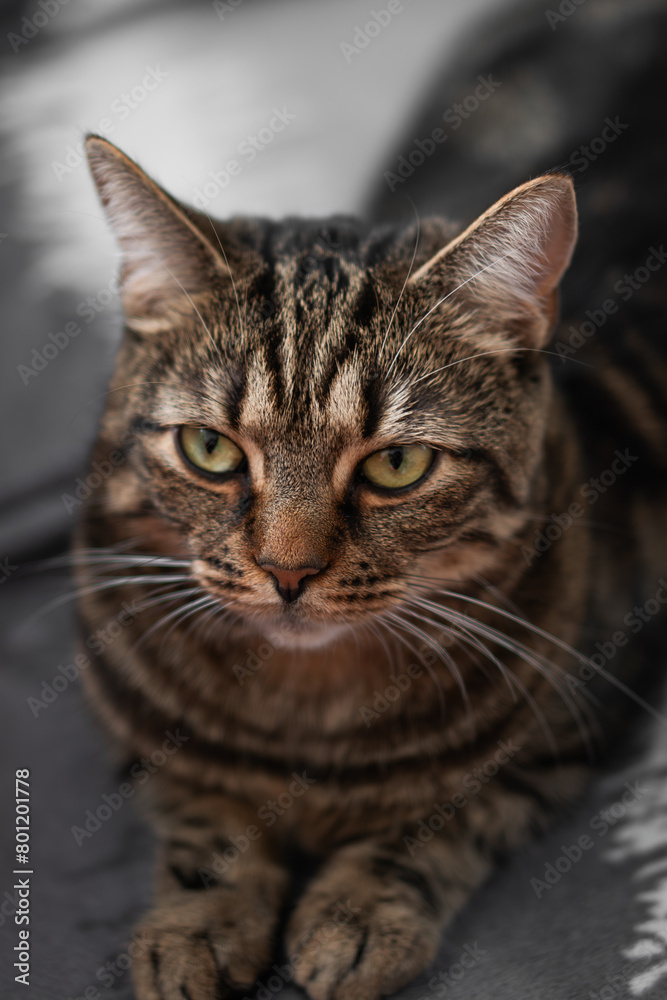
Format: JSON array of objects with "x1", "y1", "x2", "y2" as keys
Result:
[
  {"x1": 362, "y1": 445, "x2": 434, "y2": 490},
  {"x1": 178, "y1": 426, "x2": 246, "y2": 476}
]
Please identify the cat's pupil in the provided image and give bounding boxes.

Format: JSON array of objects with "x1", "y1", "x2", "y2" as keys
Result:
[
  {"x1": 388, "y1": 448, "x2": 403, "y2": 471},
  {"x1": 203, "y1": 430, "x2": 218, "y2": 454}
]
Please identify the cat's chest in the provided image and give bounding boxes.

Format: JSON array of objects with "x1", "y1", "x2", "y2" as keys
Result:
[{"x1": 197, "y1": 631, "x2": 463, "y2": 753}]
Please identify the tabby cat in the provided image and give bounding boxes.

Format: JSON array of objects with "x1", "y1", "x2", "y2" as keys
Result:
[{"x1": 76, "y1": 134, "x2": 667, "y2": 1000}]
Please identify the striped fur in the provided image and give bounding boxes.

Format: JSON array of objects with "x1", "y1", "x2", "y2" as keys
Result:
[{"x1": 74, "y1": 137, "x2": 667, "y2": 1000}]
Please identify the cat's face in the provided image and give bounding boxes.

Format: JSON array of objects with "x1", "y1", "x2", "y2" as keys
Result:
[{"x1": 86, "y1": 137, "x2": 577, "y2": 648}]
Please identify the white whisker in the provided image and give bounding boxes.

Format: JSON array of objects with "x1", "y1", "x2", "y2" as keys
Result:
[
  {"x1": 28, "y1": 574, "x2": 191, "y2": 622},
  {"x1": 203, "y1": 213, "x2": 248, "y2": 349},
  {"x1": 411, "y1": 347, "x2": 591, "y2": 387},
  {"x1": 376, "y1": 610, "x2": 446, "y2": 728},
  {"x1": 407, "y1": 577, "x2": 665, "y2": 728},
  {"x1": 132, "y1": 594, "x2": 217, "y2": 652},
  {"x1": 386, "y1": 247, "x2": 520, "y2": 377},
  {"x1": 378, "y1": 205, "x2": 421, "y2": 361},
  {"x1": 391, "y1": 606, "x2": 475, "y2": 738}
]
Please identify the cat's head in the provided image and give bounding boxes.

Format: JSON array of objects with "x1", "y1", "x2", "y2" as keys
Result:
[{"x1": 85, "y1": 136, "x2": 577, "y2": 648}]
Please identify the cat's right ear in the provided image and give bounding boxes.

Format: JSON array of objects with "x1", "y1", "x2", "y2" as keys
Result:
[{"x1": 86, "y1": 135, "x2": 233, "y2": 334}]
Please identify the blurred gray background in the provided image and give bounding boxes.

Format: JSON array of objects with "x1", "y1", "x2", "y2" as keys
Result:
[
  {"x1": 2, "y1": 2, "x2": 667, "y2": 999},
  {"x1": 0, "y1": 0, "x2": 498, "y2": 559}
]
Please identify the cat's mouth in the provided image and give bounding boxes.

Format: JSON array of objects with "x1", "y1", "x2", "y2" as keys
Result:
[
  {"x1": 194, "y1": 574, "x2": 374, "y2": 650},
  {"x1": 223, "y1": 592, "x2": 361, "y2": 649},
  {"x1": 191, "y1": 554, "x2": 413, "y2": 651}
]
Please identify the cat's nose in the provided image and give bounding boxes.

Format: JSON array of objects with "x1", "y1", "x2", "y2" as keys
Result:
[{"x1": 257, "y1": 562, "x2": 324, "y2": 602}]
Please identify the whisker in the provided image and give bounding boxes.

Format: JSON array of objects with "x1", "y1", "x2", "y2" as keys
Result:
[
  {"x1": 22, "y1": 539, "x2": 145, "y2": 575},
  {"x1": 378, "y1": 204, "x2": 421, "y2": 361},
  {"x1": 203, "y1": 213, "x2": 248, "y2": 349},
  {"x1": 38, "y1": 552, "x2": 191, "y2": 572},
  {"x1": 392, "y1": 606, "x2": 475, "y2": 738},
  {"x1": 132, "y1": 594, "x2": 215, "y2": 652},
  {"x1": 152, "y1": 256, "x2": 219, "y2": 349},
  {"x1": 408, "y1": 601, "x2": 590, "y2": 749},
  {"x1": 366, "y1": 619, "x2": 400, "y2": 675},
  {"x1": 407, "y1": 577, "x2": 666, "y2": 728},
  {"x1": 403, "y1": 589, "x2": 600, "y2": 756},
  {"x1": 27, "y1": 574, "x2": 191, "y2": 622},
  {"x1": 403, "y1": 594, "x2": 561, "y2": 758},
  {"x1": 132, "y1": 586, "x2": 204, "y2": 615},
  {"x1": 411, "y1": 348, "x2": 592, "y2": 387},
  {"x1": 199, "y1": 602, "x2": 235, "y2": 646},
  {"x1": 189, "y1": 599, "x2": 230, "y2": 646},
  {"x1": 376, "y1": 611, "x2": 446, "y2": 729},
  {"x1": 157, "y1": 595, "x2": 221, "y2": 656},
  {"x1": 470, "y1": 573, "x2": 527, "y2": 621},
  {"x1": 386, "y1": 246, "x2": 521, "y2": 376}
]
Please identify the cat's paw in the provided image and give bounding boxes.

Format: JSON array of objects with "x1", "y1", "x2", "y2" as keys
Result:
[
  {"x1": 286, "y1": 889, "x2": 441, "y2": 1000},
  {"x1": 131, "y1": 890, "x2": 274, "y2": 1000}
]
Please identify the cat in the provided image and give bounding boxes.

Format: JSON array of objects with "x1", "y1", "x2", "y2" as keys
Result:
[{"x1": 75, "y1": 132, "x2": 667, "y2": 1000}]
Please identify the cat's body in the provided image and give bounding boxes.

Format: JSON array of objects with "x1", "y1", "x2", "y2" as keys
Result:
[{"x1": 74, "y1": 111, "x2": 667, "y2": 1000}]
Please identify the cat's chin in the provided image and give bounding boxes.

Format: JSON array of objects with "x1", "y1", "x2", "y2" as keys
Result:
[{"x1": 258, "y1": 618, "x2": 353, "y2": 651}]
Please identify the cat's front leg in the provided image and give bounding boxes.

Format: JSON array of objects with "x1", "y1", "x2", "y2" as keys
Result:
[
  {"x1": 286, "y1": 835, "x2": 490, "y2": 1000},
  {"x1": 131, "y1": 783, "x2": 289, "y2": 1000}
]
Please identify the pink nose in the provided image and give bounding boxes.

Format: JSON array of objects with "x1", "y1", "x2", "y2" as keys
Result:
[{"x1": 258, "y1": 562, "x2": 323, "y2": 601}]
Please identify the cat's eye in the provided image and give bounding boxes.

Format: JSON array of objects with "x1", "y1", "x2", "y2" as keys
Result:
[
  {"x1": 177, "y1": 426, "x2": 246, "y2": 477},
  {"x1": 361, "y1": 445, "x2": 434, "y2": 490}
]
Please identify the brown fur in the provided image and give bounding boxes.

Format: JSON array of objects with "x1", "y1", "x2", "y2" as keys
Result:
[{"x1": 74, "y1": 136, "x2": 667, "y2": 1000}]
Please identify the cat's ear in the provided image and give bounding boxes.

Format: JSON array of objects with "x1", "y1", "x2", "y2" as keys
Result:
[
  {"x1": 86, "y1": 135, "x2": 233, "y2": 333},
  {"x1": 409, "y1": 174, "x2": 577, "y2": 345}
]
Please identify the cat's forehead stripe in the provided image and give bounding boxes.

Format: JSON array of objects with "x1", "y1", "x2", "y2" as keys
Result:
[{"x1": 230, "y1": 259, "x2": 385, "y2": 441}]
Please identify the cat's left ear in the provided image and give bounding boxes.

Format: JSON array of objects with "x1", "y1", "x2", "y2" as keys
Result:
[
  {"x1": 86, "y1": 135, "x2": 237, "y2": 334},
  {"x1": 409, "y1": 174, "x2": 577, "y2": 346}
]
